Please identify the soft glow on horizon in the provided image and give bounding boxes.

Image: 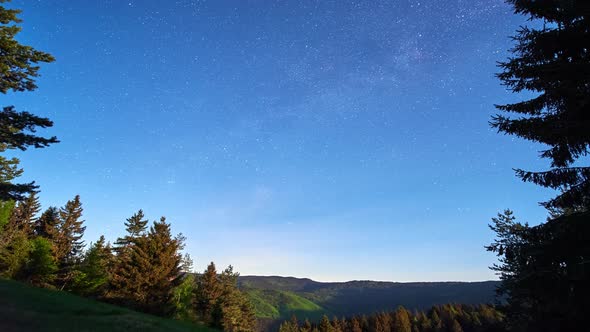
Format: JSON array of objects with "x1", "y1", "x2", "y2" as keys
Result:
[{"x1": 13, "y1": 0, "x2": 553, "y2": 282}]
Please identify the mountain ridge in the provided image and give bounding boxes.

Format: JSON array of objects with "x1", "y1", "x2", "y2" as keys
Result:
[{"x1": 239, "y1": 275, "x2": 500, "y2": 328}]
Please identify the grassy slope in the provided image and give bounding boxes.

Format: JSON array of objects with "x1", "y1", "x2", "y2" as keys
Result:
[
  {"x1": 0, "y1": 279, "x2": 213, "y2": 332},
  {"x1": 244, "y1": 288, "x2": 325, "y2": 321}
]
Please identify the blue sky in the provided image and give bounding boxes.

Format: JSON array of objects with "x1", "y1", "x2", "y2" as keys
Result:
[{"x1": 7, "y1": 0, "x2": 554, "y2": 281}]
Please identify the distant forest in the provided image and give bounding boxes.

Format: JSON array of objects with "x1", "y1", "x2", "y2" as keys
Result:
[
  {"x1": 279, "y1": 304, "x2": 504, "y2": 332},
  {"x1": 0, "y1": 0, "x2": 589, "y2": 331}
]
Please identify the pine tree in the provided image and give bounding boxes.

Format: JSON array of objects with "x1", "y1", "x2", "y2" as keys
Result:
[
  {"x1": 8, "y1": 191, "x2": 40, "y2": 236},
  {"x1": 280, "y1": 321, "x2": 295, "y2": 332},
  {"x1": 319, "y1": 315, "x2": 332, "y2": 332},
  {"x1": 109, "y1": 209, "x2": 149, "y2": 301},
  {"x1": 180, "y1": 252, "x2": 194, "y2": 273},
  {"x1": 211, "y1": 265, "x2": 257, "y2": 332},
  {"x1": 493, "y1": 0, "x2": 590, "y2": 211},
  {"x1": 112, "y1": 217, "x2": 183, "y2": 315},
  {"x1": 290, "y1": 314, "x2": 299, "y2": 332},
  {"x1": 392, "y1": 307, "x2": 411, "y2": 332},
  {"x1": 34, "y1": 206, "x2": 58, "y2": 239},
  {"x1": 360, "y1": 315, "x2": 369, "y2": 332},
  {"x1": 171, "y1": 273, "x2": 197, "y2": 322},
  {"x1": 0, "y1": 199, "x2": 15, "y2": 232},
  {"x1": 487, "y1": 209, "x2": 590, "y2": 331},
  {"x1": 449, "y1": 319, "x2": 463, "y2": 332},
  {"x1": 280, "y1": 315, "x2": 299, "y2": 332},
  {"x1": 430, "y1": 310, "x2": 442, "y2": 332},
  {"x1": 302, "y1": 318, "x2": 313, "y2": 332},
  {"x1": 73, "y1": 235, "x2": 113, "y2": 297},
  {"x1": 0, "y1": 194, "x2": 38, "y2": 278},
  {"x1": 0, "y1": 1, "x2": 58, "y2": 201},
  {"x1": 350, "y1": 317, "x2": 362, "y2": 332},
  {"x1": 415, "y1": 312, "x2": 432, "y2": 332},
  {"x1": 0, "y1": 227, "x2": 29, "y2": 278},
  {"x1": 113, "y1": 209, "x2": 148, "y2": 252},
  {"x1": 0, "y1": 0, "x2": 55, "y2": 93},
  {"x1": 53, "y1": 195, "x2": 85, "y2": 265},
  {"x1": 196, "y1": 261, "x2": 222, "y2": 324},
  {"x1": 331, "y1": 316, "x2": 343, "y2": 332},
  {"x1": 52, "y1": 195, "x2": 85, "y2": 290},
  {"x1": 23, "y1": 236, "x2": 57, "y2": 287}
]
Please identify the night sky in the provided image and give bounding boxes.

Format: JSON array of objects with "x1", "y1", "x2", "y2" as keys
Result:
[{"x1": 9, "y1": 0, "x2": 553, "y2": 281}]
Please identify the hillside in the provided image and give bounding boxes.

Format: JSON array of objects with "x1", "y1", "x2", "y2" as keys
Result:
[
  {"x1": 240, "y1": 276, "x2": 500, "y2": 320},
  {"x1": 0, "y1": 279, "x2": 213, "y2": 332}
]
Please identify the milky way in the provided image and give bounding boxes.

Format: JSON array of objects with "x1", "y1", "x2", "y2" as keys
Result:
[{"x1": 12, "y1": 0, "x2": 552, "y2": 281}]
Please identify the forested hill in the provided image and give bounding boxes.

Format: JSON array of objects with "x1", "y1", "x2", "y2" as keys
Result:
[{"x1": 239, "y1": 276, "x2": 500, "y2": 320}]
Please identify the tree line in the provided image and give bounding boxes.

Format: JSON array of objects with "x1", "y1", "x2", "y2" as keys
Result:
[
  {"x1": 0, "y1": 194, "x2": 257, "y2": 331},
  {"x1": 279, "y1": 304, "x2": 504, "y2": 332},
  {"x1": 0, "y1": 2, "x2": 256, "y2": 329},
  {"x1": 1, "y1": 0, "x2": 589, "y2": 331}
]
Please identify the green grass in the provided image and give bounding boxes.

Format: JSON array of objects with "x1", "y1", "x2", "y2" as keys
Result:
[
  {"x1": 0, "y1": 279, "x2": 214, "y2": 332},
  {"x1": 244, "y1": 288, "x2": 325, "y2": 321}
]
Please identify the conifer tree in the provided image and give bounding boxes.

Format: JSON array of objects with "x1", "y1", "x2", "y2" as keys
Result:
[
  {"x1": 73, "y1": 235, "x2": 113, "y2": 297},
  {"x1": 0, "y1": 1, "x2": 58, "y2": 201},
  {"x1": 392, "y1": 307, "x2": 411, "y2": 332},
  {"x1": 489, "y1": 3, "x2": 590, "y2": 331},
  {"x1": 34, "y1": 206, "x2": 58, "y2": 239},
  {"x1": 280, "y1": 321, "x2": 295, "y2": 332},
  {"x1": 180, "y1": 252, "x2": 194, "y2": 273},
  {"x1": 290, "y1": 314, "x2": 299, "y2": 332},
  {"x1": 23, "y1": 237, "x2": 57, "y2": 287},
  {"x1": 449, "y1": 319, "x2": 463, "y2": 332},
  {"x1": 0, "y1": 199, "x2": 14, "y2": 232},
  {"x1": 53, "y1": 195, "x2": 85, "y2": 265},
  {"x1": 0, "y1": 227, "x2": 29, "y2": 278},
  {"x1": 493, "y1": 0, "x2": 590, "y2": 211},
  {"x1": 8, "y1": 191, "x2": 40, "y2": 236},
  {"x1": 0, "y1": 194, "x2": 37, "y2": 278},
  {"x1": 0, "y1": 0, "x2": 55, "y2": 93},
  {"x1": 214, "y1": 265, "x2": 256, "y2": 332},
  {"x1": 110, "y1": 209, "x2": 149, "y2": 300},
  {"x1": 350, "y1": 316, "x2": 363, "y2": 332},
  {"x1": 415, "y1": 312, "x2": 432, "y2": 332},
  {"x1": 113, "y1": 209, "x2": 148, "y2": 252},
  {"x1": 319, "y1": 315, "x2": 332, "y2": 332},
  {"x1": 332, "y1": 317, "x2": 344, "y2": 332},
  {"x1": 171, "y1": 273, "x2": 197, "y2": 322},
  {"x1": 112, "y1": 217, "x2": 183, "y2": 315},
  {"x1": 196, "y1": 261, "x2": 222, "y2": 323},
  {"x1": 302, "y1": 318, "x2": 313, "y2": 332},
  {"x1": 430, "y1": 310, "x2": 442, "y2": 332}
]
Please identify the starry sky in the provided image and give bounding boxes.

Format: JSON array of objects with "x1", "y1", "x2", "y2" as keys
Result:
[{"x1": 8, "y1": 0, "x2": 554, "y2": 281}]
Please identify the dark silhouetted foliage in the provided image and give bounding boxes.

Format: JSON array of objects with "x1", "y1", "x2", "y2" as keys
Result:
[
  {"x1": 0, "y1": 1, "x2": 58, "y2": 201},
  {"x1": 493, "y1": 0, "x2": 590, "y2": 211}
]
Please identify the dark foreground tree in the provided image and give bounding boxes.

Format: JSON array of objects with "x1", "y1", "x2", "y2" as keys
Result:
[
  {"x1": 493, "y1": 0, "x2": 590, "y2": 211},
  {"x1": 0, "y1": 1, "x2": 58, "y2": 201},
  {"x1": 487, "y1": 210, "x2": 590, "y2": 331},
  {"x1": 488, "y1": 1, "x2": 590, "y2": 331}
]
